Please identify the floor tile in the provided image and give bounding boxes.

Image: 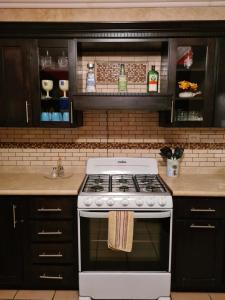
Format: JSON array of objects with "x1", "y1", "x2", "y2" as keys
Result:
[
  {"x1": 0, "y1": 290, "x2": 18, "y2": 300},
  {"x1": 210, "y1": 293, "x2": 225, "y2": 300},
  {"x1": 14, "y1": 290, "x2": 55, "y2": 300},
  {"x1": 171, "y1": 292, "x2": 211, "y2": 300},
  {"x1": 53, "y1": 291, "x2": 78, "y2": 300}
]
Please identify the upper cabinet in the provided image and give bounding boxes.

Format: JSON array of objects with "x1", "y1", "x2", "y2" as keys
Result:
[
  {"x1": 0, "y1": 39, "x2": 35, "y2": 127},
  {"x1": 159, "y1": 38, "x2": 216, "y2": 127},
  {"x1": 72, "y1": 39, "x2": 171, "y2": 111}
]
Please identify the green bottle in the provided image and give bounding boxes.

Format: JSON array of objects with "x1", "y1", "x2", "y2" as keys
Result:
[
  {"x1": 118, "y1": 64, "x2": 127, "y2": 92},
  {"x1": 147, "y1": 65, "x2": 159, "y2": 93}
]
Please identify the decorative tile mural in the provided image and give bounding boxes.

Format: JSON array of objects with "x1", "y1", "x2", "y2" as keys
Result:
[{"x1": 96, "y1": 62, "x2": 147, "y2": 84}]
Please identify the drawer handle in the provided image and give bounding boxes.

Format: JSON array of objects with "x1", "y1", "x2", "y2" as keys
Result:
[
  {"x1": 37, "y1": 230, "x2": 62, "y2": 235},
  {"x1": 39, "y1": 273, "x2": 63, "y2": 280},
  {"x1": 190, "y1": 224, "x2": 216, "y2": 229},
  {"x1": 38, "y1": 252, "x2": 63, "y2": 258},
  {"x1": 37, "y1": 208, "x2": 62, "y2": 212},
  {"x1": 190, "y1": 208, "x2": 216, "y2": 213}
]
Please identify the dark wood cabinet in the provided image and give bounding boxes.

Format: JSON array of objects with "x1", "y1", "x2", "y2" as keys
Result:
[
  {"x1": 0, "y1": 39, "x2": 35, "y2": 126},
  {"x1": 0, "y1": 198, "x2": 24, "y2": 287},
  {"x1": 160, "y1": 38, "x2": 216, "y2": 127},
  {"x1": 172, "y1": 197, "x2": 225, "y2": 291},
  {"x1": 0, "y1": 196, "x2": 78, "y2": 289}
]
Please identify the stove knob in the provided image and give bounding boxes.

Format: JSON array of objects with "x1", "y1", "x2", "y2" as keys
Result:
[
  {"x1": 95, "y1": 199, "x2": 103, "y2": 207},
  {"x1": 136, "y1": 199, "x2": 144, "y2": 207},
  {"x1": 121, "y1": 199, "x2": 129, "y2": 207},
  {"x1": 147, "y1": 199, "x2": 155, "y2": 207},
  {"x1": 158, "y1": 199, "x2": 167, "y2": 207},
  {"x1": 107, "y1": 199, "x2": 115, "y2": 207},
  {"x1": 84, "y1": 198, "x2": 93, "y2": 207}
]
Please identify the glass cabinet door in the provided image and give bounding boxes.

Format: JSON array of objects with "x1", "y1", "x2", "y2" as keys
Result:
[
  {"x1": 169, "y1": 38, "x2": 215, "y2": 127},
  {"x1": 38, "y1": 40, "x2": 71, "y2": 125}
]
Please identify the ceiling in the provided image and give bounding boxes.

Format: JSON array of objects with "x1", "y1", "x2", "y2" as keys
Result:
[{"x1": 0, "y1": 0, "x2": 225, "y2": 9}]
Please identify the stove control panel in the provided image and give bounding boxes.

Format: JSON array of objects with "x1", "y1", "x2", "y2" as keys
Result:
[{"x1": 78, "y1": 195, "x2": 173, "y2": 209}]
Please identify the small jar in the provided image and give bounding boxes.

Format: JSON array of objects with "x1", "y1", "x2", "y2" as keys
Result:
[{"x1": 86, "y1": 63, "x2": 96, "y2": 93}]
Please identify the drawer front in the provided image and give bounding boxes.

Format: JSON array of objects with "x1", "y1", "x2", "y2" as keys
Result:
[
  {"x1": 30, "y1": 265, "x2": 77, "y2": 289},
  {"x1": 29, "y1": 197, "x2": 75, "y2": 219},
  {"x1": 31, "y1": 243, "x2": 74, "y2": 264},
  {"x1": 30, "y1": 220, "x2": 73, "y2": 242},
  {"x1": 174, "y1": 197, "x2": 225, "y2": 219}
]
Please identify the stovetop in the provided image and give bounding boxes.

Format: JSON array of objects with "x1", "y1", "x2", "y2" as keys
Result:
[{"x1": 82, "y1": 174, "x2": 167, "y2": 194}]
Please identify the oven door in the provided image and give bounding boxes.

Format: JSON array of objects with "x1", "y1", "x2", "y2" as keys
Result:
[{"x1": 78, "y1": 210, "x2": 172, "y2": 272}]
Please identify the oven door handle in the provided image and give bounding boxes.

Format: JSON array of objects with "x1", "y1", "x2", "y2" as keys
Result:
[{"x1": 79, "y1": 211, "x2": 171, "y2": 219}]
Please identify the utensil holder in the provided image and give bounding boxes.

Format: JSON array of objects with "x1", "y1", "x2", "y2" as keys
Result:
[{"x1": 167, "y1": 159, "x2": 179, "y2": 177}]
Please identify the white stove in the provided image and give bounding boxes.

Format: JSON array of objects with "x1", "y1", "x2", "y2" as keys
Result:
[
  {"x1": 78, "y1": 157, "x2": 172, "y2": 209},
  {"x1": 78, "y1": 158, "x2": 172, "y2": 300}
]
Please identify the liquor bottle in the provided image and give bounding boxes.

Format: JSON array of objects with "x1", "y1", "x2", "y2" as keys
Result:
[
  {"x1": 147, "y1": 65, "x2": 159, "y2": 93},
  {"x1": 86, "y1": 63, "x2": 96, "y2": 92},
  {"x1": 118, "y1": 64, "x2": 127, "y2": 92}
]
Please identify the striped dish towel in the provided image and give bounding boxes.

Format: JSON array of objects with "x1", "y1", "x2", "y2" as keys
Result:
[{"x1": 108, "y1": 211, "x2": 134, "y2": 252}]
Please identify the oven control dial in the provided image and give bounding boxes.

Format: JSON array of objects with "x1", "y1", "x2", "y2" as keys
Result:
[
  {"x1": 158, "y1": 198, "x2": 167, "y2": 207},
  {"x1": 136, "y1": 199, "x2": 144, "y2": 207},
  {"x1": 147, "y1": 199, "x2": 155, "y2": 207},
  {"x1": 121, "y1": 199, "x2": 129, "y2": 207},
  {"x1": 84, "y1": 198, "x2": 93, "y2": 207},
  {"x1": 95, "y1": 199, "x2": 103, "y2": 207},
  {"x1": 107, "y1": 199, "x2": 114, "y2": 206}
]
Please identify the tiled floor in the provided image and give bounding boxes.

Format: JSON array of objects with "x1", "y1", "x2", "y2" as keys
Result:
[{"x1": 0, "y1": 291, "x2": 225, "y2": 300}]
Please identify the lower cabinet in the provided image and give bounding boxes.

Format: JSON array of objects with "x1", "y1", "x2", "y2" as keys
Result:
[
  {"x1": 0, "y1": 196, "x2": 78, "y2": 289},
  {"x1": 172, "y1": 197, "x2": 225, "y2": 291},
  {"x1": 0, "y1": 198, "x2": 24, "y2": 287}
]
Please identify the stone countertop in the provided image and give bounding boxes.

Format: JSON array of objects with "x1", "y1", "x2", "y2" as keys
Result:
[
  {"x1": 0, "y1": 172, "x2": 85, "y2": 195},
  {"x1": 160, "y1": 174, "x2": 225, "y2": 197}
]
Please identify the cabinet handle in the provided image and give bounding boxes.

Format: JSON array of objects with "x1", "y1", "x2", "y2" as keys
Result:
[
  {"x1": 190, "y1": 224, "x2": 215, "y2": 229},
  {"x1": 37, "y1": 208, "x2": 62, "y2": 212},
  {"x1": 37, "y1": 230, "x2": 62, "y2": 235},
  {"x1": 38, "y1": 252, "x2": 63, "y2": 258},
  {"x1": 12, "y1": 204, "x2": 17, "y2": 229},
  {"x1": 25, "y1": 101, "x2": 29, "y2": 124},
  {"x1": 190, "y1": 208, "x2": 216, "y2": 213},
  {"x1": 170, "y1": 99, "x2": 174, "y2": 123},
  {"x1": 39, "y1": 273, "x2": 63, "y2": 280},
  {"x1": 70, "y1": 101, "x2": 73, "y2": 124}
]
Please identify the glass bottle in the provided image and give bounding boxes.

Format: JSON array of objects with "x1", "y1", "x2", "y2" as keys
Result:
[
  {"x1": 118, "y1": 64, "x2": 127, "y2": 92},
  {"x1": 86, "y1": 63, "x2": 96, "y2": 93},
  {"x1": 147, "y1": 65, "x2": 159, "y2": 93}
]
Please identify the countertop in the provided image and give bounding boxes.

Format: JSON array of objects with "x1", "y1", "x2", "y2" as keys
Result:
[
  {"x1": 0, "y1": 172, "x2": 85, "y2": 195},
  {"x1": 160, "y1": 174, "x2": 225, "y2": 197}
]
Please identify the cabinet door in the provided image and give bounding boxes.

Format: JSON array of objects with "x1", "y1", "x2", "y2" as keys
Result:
[
  {"x1": 0, "y1": 199, "x2": 24, "y2": 286},
  {"x1": 36, "y1": 39, "x2": 82, "y2": 128},
  {"x1": 160, "y1": 38, "x2": 216, "y2": 127},
  {"x1": 172, "y1": 219, "x2": 224, "y2": 291},
  {"x1": 0, "y1": 40, "x2": 33, "y2": 126}
]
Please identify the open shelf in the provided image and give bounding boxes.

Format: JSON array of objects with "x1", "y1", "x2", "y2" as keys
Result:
[{"x1": 72, "y1": 92, "x2": 172, "y2": 111}]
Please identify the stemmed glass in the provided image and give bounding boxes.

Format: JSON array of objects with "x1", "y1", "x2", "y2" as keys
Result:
[
  {"x1": 42, "y1": 79, "x2": 53, "y2": 98},
  {"x1": 59, "y1": 80, "x2": 69, "y2": 98}
]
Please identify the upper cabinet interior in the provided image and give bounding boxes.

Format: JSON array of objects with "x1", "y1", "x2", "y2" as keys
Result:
[{"x1": 72, "y1": 39, "x2": 171, "y2": 111}]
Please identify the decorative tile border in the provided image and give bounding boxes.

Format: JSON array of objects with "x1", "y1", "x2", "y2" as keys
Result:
[
  {"x1": 1, "y1": 142, "x2": 225, "y2": 150},
  {"x1": 96, "y1": 62, "x2": 147, "y2": 84}
]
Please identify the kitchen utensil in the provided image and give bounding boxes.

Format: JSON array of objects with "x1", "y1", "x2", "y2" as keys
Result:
[
  {"x1": 160, "y1": 146, "x2": 173, "y2": 159},
  {"x1": 173, "y1": 147, "x2": 184, "y2": 160}
]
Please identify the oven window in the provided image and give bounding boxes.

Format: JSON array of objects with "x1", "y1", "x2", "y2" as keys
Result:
[{"x1": 80, "y1": 214, "x2": 170, "y2": 271}]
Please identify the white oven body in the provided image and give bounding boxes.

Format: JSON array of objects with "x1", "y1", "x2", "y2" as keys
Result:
[{"x1": 78, "y1": 209, "x2": 173, "y2": 300}]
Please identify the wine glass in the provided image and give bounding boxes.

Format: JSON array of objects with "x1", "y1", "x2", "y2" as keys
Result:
[
  {"x1": 58, "y1": 51, "x2": 68, "y2": 69},
  {"x1": 59, "y1": 80, "x2": 69, "y2": 98},
  {"x1": 42, "y1": 79, "x2": 53, "y2": 98}
]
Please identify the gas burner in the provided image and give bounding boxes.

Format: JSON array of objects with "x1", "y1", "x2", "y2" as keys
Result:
[
  {"x1": 90, "y1": 185, "x2": 104, "y2": 192},
  {"x1": 140, "y1": 178, "x2": 152, "y2": 184},
  {"x1": 119, "y1": 185, "x2": 129, "y2": 192},
  {"x1": 94, "y1": 178, "x2": 104, "y2": 184},
  {"x1": 118, "y1": 178, "x2": 128, "y2": 184},
  {"x1": 145, "y1": 185, "x2": 153, "y2": 192}
]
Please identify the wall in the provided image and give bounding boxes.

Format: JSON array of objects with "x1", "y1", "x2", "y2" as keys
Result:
[{"x1": 0, "y1": 6, "x2": 225, "y2": 174}]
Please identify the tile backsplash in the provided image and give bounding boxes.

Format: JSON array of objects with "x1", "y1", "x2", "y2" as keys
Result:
[{"x1": 1, "y1": 110, "x2": 225, "y2": 173}]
